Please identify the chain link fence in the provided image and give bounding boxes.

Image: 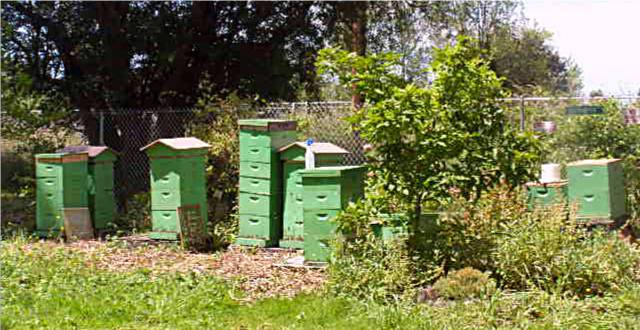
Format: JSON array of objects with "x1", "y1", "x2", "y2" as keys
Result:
[
  {"x1": 98, "y1": 108, "x2": 197, "y2": 210},
  {"x1": 98, "y1": 102, "x2": 365, "y2": 210},
  {"x1": 96, "y1": 97, "x2": 639, "y2": 212}
]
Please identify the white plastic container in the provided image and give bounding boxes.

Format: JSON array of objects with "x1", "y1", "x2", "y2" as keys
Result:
[
  {"x1": 540, "y1": 163, "x2": 562, "y2": 183},
  {"x1": 305, "y1": 138, "x2": 315, "y2": 169}
]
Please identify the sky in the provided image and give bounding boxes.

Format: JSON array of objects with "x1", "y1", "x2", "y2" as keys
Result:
[{"x1": 524, "y1": 0, "x2": 640, "y2": 95}]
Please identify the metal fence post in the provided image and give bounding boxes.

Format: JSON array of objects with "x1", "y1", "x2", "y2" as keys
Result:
[
  {"x1": 99, "y1": 110, "x2": 105, "y2": 145},
  {"x1": 519, "y1": 96, "x2": 526, "y2": 131}
]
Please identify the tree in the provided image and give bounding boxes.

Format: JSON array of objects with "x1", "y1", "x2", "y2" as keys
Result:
[
  {"x1": 405, "y1": 1, "x2": 582, "y2": 96},
  {"x1": 1, "y1": 1, "x2": 335, "y2": 143},
  {"x1": 317, "y1": 38, "x2": 541, "y2": 243},
  {"x1": 490, "y1": 26, "x2": 583, "y2": 95}
]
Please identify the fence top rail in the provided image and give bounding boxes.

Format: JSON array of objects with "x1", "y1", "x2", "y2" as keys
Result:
[{"x1": 498, "y1": 95, "x2": 640, "y2": 102}]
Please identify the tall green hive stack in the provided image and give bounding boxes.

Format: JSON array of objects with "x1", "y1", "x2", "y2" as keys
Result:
[
  {"x1": 278, "y1": 142, "x2": 348, "y2": 249},
  {"x1": 567, "y1": 159, "x2": 626, "y2": 224},
  {"x1": 301, "y1": 166, "x2": 366, "y2": 262},
  {"x1": 237, "y1": 119, "x2": 296, "y2": 247},
  {"x1": 59, "y1": 146, "x2": 118, "y2": 232},
  {"x1": 35, "y1": 153, "x2": 89, "y2": 236},
  {"x1": 141, "y1": 137, "x2": 210, "y2": 240}
]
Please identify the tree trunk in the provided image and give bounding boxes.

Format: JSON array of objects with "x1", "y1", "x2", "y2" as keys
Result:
[{"x1": 350, "y1": 1, "x2": 367, "y2": 110}]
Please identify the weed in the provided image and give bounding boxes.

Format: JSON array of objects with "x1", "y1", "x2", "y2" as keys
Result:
[{"x1": 433, "y1": 267, "x2": 497, "y2": 300}]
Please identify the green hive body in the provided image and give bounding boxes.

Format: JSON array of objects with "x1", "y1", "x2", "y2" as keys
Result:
[
  {"x1": 58, "y1": 146, "x2": 117, "y2": 232},
  {"x1": 278, "y1": 142, "x2": 349, "y2": 249},
  {"x1": 525, "y1": 180, "x2": 568, "y2": 210},
  {"x1": 35, "y1": 153, "x2": 89, "y2": 236},
  {"x1": 301, "y1": 166, "x2": 366, "y2": 262},
  {"x1": 141, "y1": 137, "x2": 210, "y2": 241},
  {"x1": 237, "y1": 119, "x2": 297, "y2": 247},
  {"x1": 566, "y1": 159, "x2": 626, "y2": 224}
]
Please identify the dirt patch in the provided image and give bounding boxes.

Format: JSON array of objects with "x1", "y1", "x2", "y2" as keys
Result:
[{"x1": 30, "y1": 236, "x2": 327, "y2": 301}]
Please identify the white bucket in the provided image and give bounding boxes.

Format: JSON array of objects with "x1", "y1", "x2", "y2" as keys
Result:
[{"x1": 540, "y1": 163, "x2": 562, "y2": 183}]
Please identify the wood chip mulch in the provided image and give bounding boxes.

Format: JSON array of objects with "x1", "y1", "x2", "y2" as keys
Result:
[{"x1": 26, "y1": 236, "x2": 327, "y2": 301}]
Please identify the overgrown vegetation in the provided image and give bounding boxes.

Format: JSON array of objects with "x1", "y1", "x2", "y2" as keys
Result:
[
  {"x1": 318, "y1": 38, "x2": 541, "y2": 247},
  {"x1": 433, "y1": 267, "x2": 496, "y2": 300},
  {"x1": 329, "y1": 184, "x2": 640, "y2": 304},
  {"x1": 190, "y1": 91, "x2": 257, "y2": 249},
  {"x1": 4, "y1": 237, "x2": 640, "y2": 329}
]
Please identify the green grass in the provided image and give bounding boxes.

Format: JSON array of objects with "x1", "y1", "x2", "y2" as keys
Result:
[{"x1": 3, "y1": 237, "x2": 640, "y2": 329}]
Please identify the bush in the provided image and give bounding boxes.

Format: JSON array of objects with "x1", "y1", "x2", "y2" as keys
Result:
[
  {"x1": 418, "y1": 185, "x2": 529, "y2": 275},
  {"x1": 328, "y1": 201, "x2": 418, "y2": 304},
  {"x1": 333, "y1": 184, "x2": 640, "y2": 303},
  {"x1": 433, "y1": 267, "x2": 496, "y2": 300},
  {"x1": 317, "y1": 38, "x2": 541, "y2": 246},
  {"x1": 494, "y1": 207, "x2": 640, "y2": 296},
  {"x1": 191, "y1": 90, "x2": 257, "y2": 249},
  {"x1": 117, "y1": 192, "x2": 151, "y2": 233}
]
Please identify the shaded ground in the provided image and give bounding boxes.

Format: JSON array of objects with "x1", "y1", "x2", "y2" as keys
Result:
[{"x1": 18, "y1": 236, "x2": 326, "y2": 301}]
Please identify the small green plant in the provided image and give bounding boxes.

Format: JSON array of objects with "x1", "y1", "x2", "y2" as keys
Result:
[
  {"x1": 117, "y1": 192, "x2": 151, "y2": 232},
  {"x1": 433, "y1": 267, "x2": 497, "y2": 300}
]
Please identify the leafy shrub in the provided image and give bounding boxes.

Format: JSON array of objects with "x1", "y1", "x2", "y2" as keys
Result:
[
  {"x1": 328, "y1": 201, "x2": 418, "y2": 304},
  {"x1": 317, "y1": 37, "x2": 541, "y2": 248},
  {"x1": 494, "y1": 206, "x2": 640, "y2": 296},
  {"x1": 190, "y1": 91, "x2": 256, "y2": 249},
  {"x1": 419, "y1": 184, "x2": 529, "y2": 275},
  {"x1": 334, "y1": 182, "x2": 640, "y2": 303},
  {"x1": 433, "y1": 267, "x2": 497, "y2": 300},
  {"x1": 117, "y1": 192, "x2": 151, "y2": 232}
]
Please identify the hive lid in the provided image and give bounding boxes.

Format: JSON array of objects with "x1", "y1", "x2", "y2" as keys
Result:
[
  {"x1": 57, "y1": 145, "x2": 118, "y2": 158},
  {"x1": 278, "y1": 142, "x2": 349, "y2": 154},
  {"x1": 525, "y1": 180, "x2": 568, "y2": 187},
  {"x1": 238, "y1": 119, "x2": 297, "y2": 131},
  {"x1": 140, "y1": 137, "x2": 210, "y2": 151},
  {"x1": 36, "y1": 153, "x2": 68, "y2": 159},
  {"x1": 300, "y1": 165, "x2": 365, "y2": 177},
  {"x1": 35, "y1": 152, "x2": 89, "y2": 162},
  {"x1": 567, "y1": 159, "x2": 621, "y2": 166}
]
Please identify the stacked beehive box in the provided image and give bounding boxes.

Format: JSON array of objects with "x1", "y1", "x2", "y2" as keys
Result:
[
  {"x1": 567, "y1": 159, "x2": 626, "y2": 224},
  {"x1": 59, "y1": 146, "x2": 117, "y2": 232},
  {"x1": 141, "y1": 138, "x2": 210, "y2": 240},
  {"x1": 237, "y1": 119, "x2": 297, "y2": 247},
  {"x1": 300, "y1": 166, "x2": 366, "y2": 262},
  {"x1": 35, "y1": 153, "x2": 89, "y2": 236},
  {"x1": 525, "y1": 181, "x2": 568, "y2": 210},
  {"x1": 277, "y1": 142, "x2": 348, "y2": 248}
]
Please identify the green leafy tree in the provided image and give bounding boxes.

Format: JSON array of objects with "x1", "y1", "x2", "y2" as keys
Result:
[
  {"x1": 490, "y1": 26, "x2": 583, "y2": 95},
  {"x1": 317, "y1": 38, "x2": 541, "y2": 239}
]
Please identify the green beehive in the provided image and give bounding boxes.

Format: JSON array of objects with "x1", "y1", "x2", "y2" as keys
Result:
[
  {"x1": 525, "y1": 180, "x2": 568, "y2": 210},
  {"x1": 370, "y1": 213, "x2": 441, "y2": 242},
  {"x1": 301, "y1": 166, "x2": 366, "y2": 262},
  {"x1": 35, "y1": 152, "x2": 89, "y2": 236},
  {"x1": 277, "y1": 142, "x2": 348, "y2": 249},
  {"x1": 59, "y1": 146, "x2": 118, "y2": 232},
  {"x1": 237, "y1": 119, "x2": 297, "y2": 247},
  {"x1": 567, "y1": 159, "x2": 626, "y2": 224},
  {"x1": 141, "y1": 137, "x2": 210, "y2": 241}
]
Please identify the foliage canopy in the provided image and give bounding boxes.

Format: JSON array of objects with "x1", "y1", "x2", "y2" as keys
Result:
[{"x1": 317, "y1": 38, "x2": 541, "y2": 222}]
